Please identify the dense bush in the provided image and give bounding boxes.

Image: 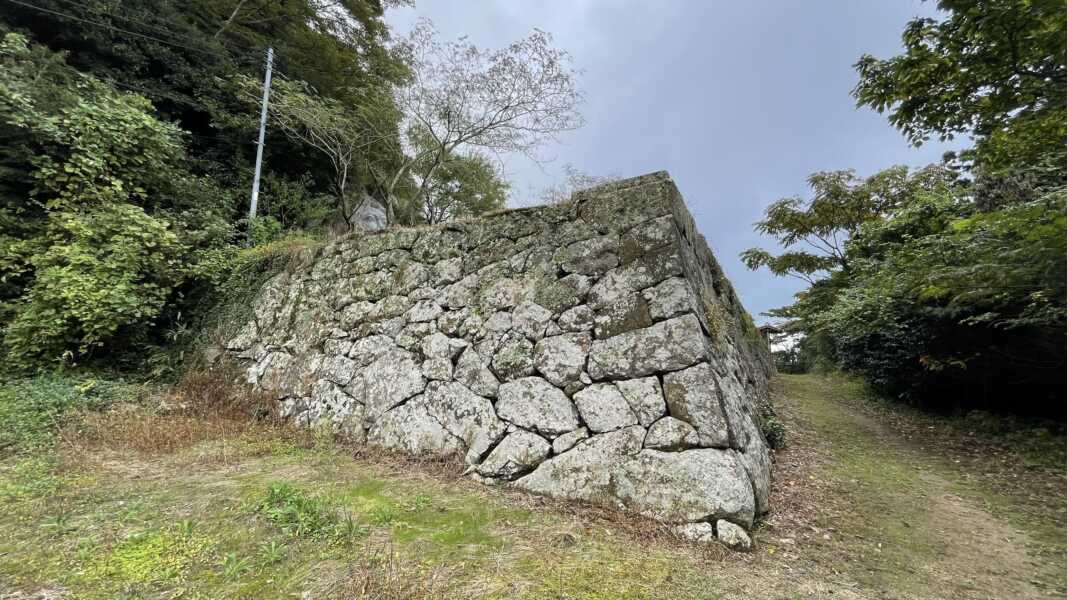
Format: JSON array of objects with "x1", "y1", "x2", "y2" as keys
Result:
[
  {"x1": 745, "y1": 0, "x2": 1067, "y2": 418},
  {"x1": 826, "y1": 190, "x2": 1066, "y2": 413},
  {"x1": 0, "y1": 33, "x2": 236, "y2": 368}
]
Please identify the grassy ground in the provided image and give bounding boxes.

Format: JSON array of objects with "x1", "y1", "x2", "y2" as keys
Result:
[{"x1": 0, "y1": 373, "x2": 1064, "y2": 599}]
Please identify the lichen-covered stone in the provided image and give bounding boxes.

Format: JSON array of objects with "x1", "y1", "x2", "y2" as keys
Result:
[
  {"x1": 512, "y1": 301, "x2": 554, "y2": 340},
  {"x1": 491, "y1": 334, "x2": 536, "y2": 381},
  {"x1": 533, "y1": 333, "x2": 591, "y2": 390},
  {"x1": 421, "y1": 332, "x2": 467, "y2": 360},
  {"x1": 587, "y1": 314, "x2": 707, "y2": 380},
  {"x1": 358, "y1": 348, "x2": 426, "y2": 419},
  {"x1": 422, "y1": 381, "x2": 507, "y2": 464},
  {"x1": 616, "y1": 376, "x2": 667, "y2": 427},
  {"x1": 476, "y1": 430, "x2": 551, "y2": 479},
  {"x1": 480, "y1": 278, "x2": 525, "y2": 311},
  {"x1": 716, "y1": 519, "x2": 752, "y2": 550},
  {"x1": 496, "y1": 377, "x2": 581, "y2": 437},
  {"x1": 454, "y1": 348, "x2": 500, "y2": 398},
  {"x1": 558, "y1": 305, "x2": 594, "y2": 332},
  {"x1": 620, "y1": 215, "x2": 675, "y2": 262},
  {"x1": 551, "y1": 426, "x2": 590, "y2": 454},
  {"x1": 433, "y1": 257, "x2": 463, "y2": 285},
  {"x1": 612, "y1": 449, "x2": 756, "y2": 527},
  {"x1": 663, "y1": 362, "x2": 730, "y2": 448},
  {"x1": 557, "y1": 235, "x2": 619, "y2": 275},
  {"x1": 514, "y1": 425, "x2": 644, "y2": 503},
  {"x1": 674, "y1": 522, "x2": 716, "y2": 544},
  {"x1": 407, "y1": 299, "x2": 443, "y2": 323},
  {"x1": 395, "y1": 321, "x2": 435, "y2": 351},
  {"x1": 422, "y1": 358, "x2": 453, "y2": 380},
  {"x1": 348, "y1": 335, "x2": 395, "y2": 366},
  {"x1": 323, "y1": 338, "x2": 352, "y2": 357},
  {"x1": 318, "y1": 355, "x2": 357, "y2": 386},
  {"x1": 367, "y1": 395, "x2": 462, "y2": 457},
  {"x1": 586, "y1": 248, "x2": 683, "y2": 310},
  {"x1": 643, "y1": 277, "x2": 696, "y2": 321},
  {"x1": 644, "y1": 416, "x2": 700, "y2": 450},
  {"x1": 573, "y1": 384, "x2": 639, "y2": 433},
  {"x1": 593, "y1": 294, "x2": 653, "y2": 338}
]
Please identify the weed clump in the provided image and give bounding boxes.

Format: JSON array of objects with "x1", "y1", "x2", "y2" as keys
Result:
[
  {"x1": 336, "y1": 545, "x2": 454, "y2": 600},
  {"x1": 257, "y1": 482, "x2": 366, "y2": 541},
  {"x1": 63, "y1": 365, "x2": 313, "y2": 458},
  {"x1": 761, "y1": 414, "x2": 787, "y2": 449},
  {"x1": 0, "y1": 376, "x2": 141, "y2": 452}
]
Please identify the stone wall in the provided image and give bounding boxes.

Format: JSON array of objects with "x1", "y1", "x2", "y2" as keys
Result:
[{"x1": 225, "y1": 172, "x2": 775, "y2": 531}]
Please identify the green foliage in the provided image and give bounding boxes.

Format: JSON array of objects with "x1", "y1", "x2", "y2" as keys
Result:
[
  {"x1": 420, "y1": 152, "x2": 510, "y2": 223},
  {"x1": 750, "y1": 173, "x2": 1066, "y2": 414},
  {"x1": 247, "y1": 216, "x2": 283, "y2": 247},
  {"x1": 760, "y1": 413, "x2": 787, "y2": 450},
  {"x1": 0, "y1": 33, "x2": 236, "y2": 367},
  {"x1": 0, "y1": 376, "x2": 137, "y2": 451},
  {"x1": 749, "y1": 0, "x2": 1067, "y2": 415},
  {"x1": 258, "y1": 173, "x2": 335, "y2": 230},
  {"x1": 5, "y1": 204, "x2": 186, "y2": 362},
  {"x1": 853, "y1": 0, "x2": 1067, "y2": 176},
  {"x1": 85, "y1": 526, "x2": 213, "y2": 585},
  {"x1": 741, "y1": 165, "x2": 954, "y2": 284},
  {"x1": 256, "y1": 481, "x2": 367, "y2": 541},
  {"x1": 824, "y1": 190, "x2": 1066, "y2": 409},
  {"x1": 0, "y1": 0, "x2": 409, "y2": 369}
]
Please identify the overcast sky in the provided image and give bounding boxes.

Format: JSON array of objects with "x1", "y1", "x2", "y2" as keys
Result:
[{"x1": 387, "y1": 1, "x2": 961, "y2": 321}]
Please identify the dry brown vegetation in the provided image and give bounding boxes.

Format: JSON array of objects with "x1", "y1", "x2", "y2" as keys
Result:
[
  {"x1": 59, "y1": 367, "x2": 315, "y2": 460},
  {"x1": 2, "y1": 372, "x2": 1064, "y2": 599},
  {"x1": 335, "y1": 545, "x2": 456, "y2": 600}
]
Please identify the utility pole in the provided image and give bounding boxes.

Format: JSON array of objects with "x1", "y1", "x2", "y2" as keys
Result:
[{"x1": 248, "y1": 46, "x2": 273, "y2": 224}]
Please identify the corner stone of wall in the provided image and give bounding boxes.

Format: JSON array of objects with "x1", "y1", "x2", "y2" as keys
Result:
[{"x1": 224, "y1": 171, "x2": 776, "y2": 530}]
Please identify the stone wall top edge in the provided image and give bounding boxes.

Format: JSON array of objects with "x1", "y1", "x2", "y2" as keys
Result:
[{"x1": 323, "y1": 171, "x2": 681, "y2": 254}]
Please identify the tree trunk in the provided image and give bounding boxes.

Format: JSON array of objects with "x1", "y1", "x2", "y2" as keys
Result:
[{"x1": 214, "y1": 0, "x2": 249, "y2": 39}]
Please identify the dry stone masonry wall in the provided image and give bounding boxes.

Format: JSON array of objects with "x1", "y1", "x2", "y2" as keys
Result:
[{"x1": 225, "y1": 172, "x2": 776, "y2": 534}]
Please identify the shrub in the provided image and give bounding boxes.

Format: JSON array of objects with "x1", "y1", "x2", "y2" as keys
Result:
[
  {"x1": 761, "y1": 414, "x2": 787, "y2": 450},
  {"x1": 0, "y1": 376, "x2": 138, "y2": 451}
]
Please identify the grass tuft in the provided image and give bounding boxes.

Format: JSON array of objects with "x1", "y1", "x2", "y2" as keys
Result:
[
  {"x1": 257, "y1": 481, "x2": 368, "y2": 541},
  {"x1": 334, "y1": 545, "x2": 454, "y2": 600}
]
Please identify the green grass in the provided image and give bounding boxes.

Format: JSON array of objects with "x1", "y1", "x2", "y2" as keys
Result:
[
  {"x1": 774, "y1": 373, "x2": 1067, "y2": 597},
  {"x1": 0, "y1": 376, "x2": 140, "y2": 452},
  {"x1": 256, "y1": 481, "x2": 367, "y2": 541},
  {"x1": 1, "y1": 373, "x2": 1063, "y2": 599}
]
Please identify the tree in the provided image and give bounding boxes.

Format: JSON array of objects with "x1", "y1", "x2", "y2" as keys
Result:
[
  {"x1": 419, "y1": 152, "x2": 509, "y2": 223},
  {"x1": 853, "y1": 0, "x2": 1067, "y2": 175},
  {"x1": 538, "y1": 164, "x2": 619, "y2": 205},
  {"x1": 1, "y1": 0, "x2": 410, "y2": 230},
  {"x1": 741, "y1": 165, "x2": 954, "y2": 285},
  {"x1": 823, "y1": 188, "x2": 1067, "y2": 412},
  {"x1": 254, "y1": 77, "x2": 381, "y2": 228},
  {"x1": 361, "y1": 20, "x2": 584, "y2": 222}
]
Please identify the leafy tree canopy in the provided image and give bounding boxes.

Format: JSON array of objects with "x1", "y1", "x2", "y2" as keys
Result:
[
  {"x1": 741, "y1": 165, "x2": 955, "y2": 284},
  {"x1": 853, "y1": 0, "x2": 1067, "y2": 175}
]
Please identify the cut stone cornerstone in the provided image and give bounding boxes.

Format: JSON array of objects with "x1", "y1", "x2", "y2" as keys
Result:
[{"x1": 223, "y1": 172, "x2": 776, "y2": 530}]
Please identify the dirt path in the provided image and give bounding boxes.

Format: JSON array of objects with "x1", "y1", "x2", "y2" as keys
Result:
[{"x1": 766, "y1": 374, "x2": 1065, "y2": 599}]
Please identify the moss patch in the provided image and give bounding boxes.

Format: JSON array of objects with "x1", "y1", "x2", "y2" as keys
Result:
[{"x1": 85, "y1": 527, "x2": 214, "y2": 585}]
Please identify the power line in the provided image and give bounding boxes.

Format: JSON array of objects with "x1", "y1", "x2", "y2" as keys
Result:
[
  {"x1": 2, "y1": 0, "x2": 243, "y2": 60},
  {"x1": 47, "y1": 0, "x2": 277, "y2": 59},
  {"x1": 7, "y1": 0, "x2": 374, "y2": 82},
  {"x1": 48, "y1": 0, "x2": 204, "y2": 47}
]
